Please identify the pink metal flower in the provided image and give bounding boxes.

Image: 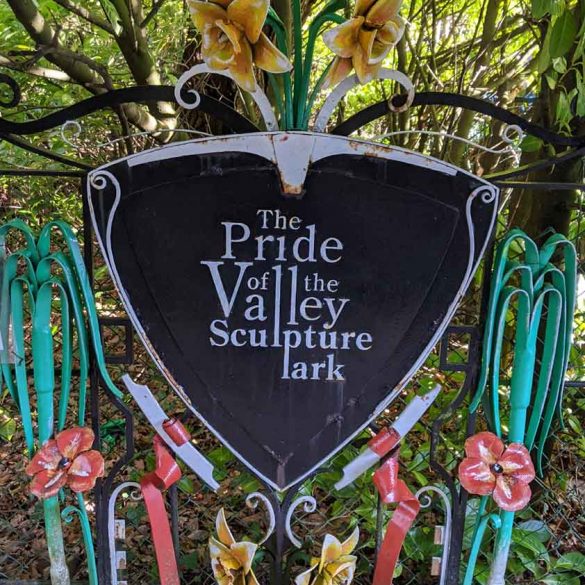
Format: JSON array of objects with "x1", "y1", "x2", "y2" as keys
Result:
[
  {"x1": 26, "y1": 427, "x2": 105, "y2": 499},
  {"x1": 458, "y1": 431, "x2": 535, "y2": 512}
]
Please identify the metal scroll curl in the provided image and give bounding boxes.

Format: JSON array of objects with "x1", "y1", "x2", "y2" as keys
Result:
[{"x1": 0, "y1": 72, "x2": 21, "y2": 108}]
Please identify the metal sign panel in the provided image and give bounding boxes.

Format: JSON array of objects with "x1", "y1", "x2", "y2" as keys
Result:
[{"x1": 88, "y1": 132, "x2": 498, "y2": 490}]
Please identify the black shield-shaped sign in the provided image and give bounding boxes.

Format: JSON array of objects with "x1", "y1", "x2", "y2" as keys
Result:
[{"x1": 88, "y1": 132, "x2": 498, "y2": 490}]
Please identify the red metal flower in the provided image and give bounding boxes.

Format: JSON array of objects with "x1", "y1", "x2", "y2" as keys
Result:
[
  {"x1": 25, "y1": 427, "x2": 105, "y2": 499},
  {"x1": 458, "y1": 431, "x2": 535, "y2": 512}
]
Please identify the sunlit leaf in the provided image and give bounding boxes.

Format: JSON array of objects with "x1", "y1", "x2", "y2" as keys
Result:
[{"x1": 549, "y1": 11, "x2": 578, "y2": 59}]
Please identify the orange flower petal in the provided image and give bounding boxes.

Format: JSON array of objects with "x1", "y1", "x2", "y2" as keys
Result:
[
  {"x1": 464, "y1": 431, "x2": 504, "y2": 464},
  {"x1": 56, "y1": 427, "x2": 95, "y2": 459},
  {"x1": 30, "y1": 469, "x2": 67, "y2": 499},
  {"x1": 369, "y1": 40, "x2": 391, "y2": 64},
  {"x1": 295, "y1": 565, "x2": 317, "y2": 585},
  {"x1": 227, "y1": 0, "x2": 269, "y2": 44},
  {"x1": 188, "y1": 1, "x2": 228, "y2": 32},
  {"x1": 230, "y1": 541, "x2": 257, "y2": 574},
  {"x1": 323, "y1": 17, "x2": 364, "y2": 59},
  {"x1": 365, "y1": 0, "x2": 403, "y2": 28},
  {"x1": 354, "y1": 0, "x2": 378, "y2": 17},
  {"x1": 320, "y1": 534, "x2": 342, "y2": 571},
  {"x1": 493, "y1": 475, "x2": 532, "y2": 512},
  {"x1": 352, "y1": 43, "x2": 382, "y2": 84},
  {"x1": 228, "y1": 39, "x2": 256, "y2": 92},
  {"x1": 458, "y1": 457, "x2": 497, "y2": 495},
  {"x1": 253, "y1": 33, "x2": 292, "y2": 73},
  {"x1": 216, "y1": 20, "x2": 243, "y2": 53},
  {"x1": 499, "y1": 443, "x2": 535, "y2": 483},
  {"x1": 358, "y1": 27, "x2": 377, "y2": 61},
  {"x1": 377, "y1": 16, "x2": 405, "y2": 45},
  {"x1": 67, "y1": 450, "x2": 105, "y2": 492},
  {"x1": 323, "y1": 57, "x2": 354, "y2": 89},
  {"x1": 25, "y1": 440, "x2": 61, "y2": 475},
  {"x1": 340, "y1": 527, "x2": 359, "y2": 555},
  {"x1": 216, "y1": 509, "x2": 236, "y2": 546},
  {"x1": 202, "y1": 25, "x2": 235, "y2": 69}
]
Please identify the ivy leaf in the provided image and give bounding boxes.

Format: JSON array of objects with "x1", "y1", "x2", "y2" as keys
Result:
[
  {"x1": 555, "y1": 552, "x2": 585, "y2": 573},
  {"x1": 0, "y1": 416, "x2": 16, "y2": 441},
  {"x1": 520, "y1": 135, "x2": 544, "y2": 153},
  {"x1": 549, "y1": 11, "x2": 578, "y2": 59},
  {"x1": 539, "y1": 576, "x2": 581, "y2": 585}
]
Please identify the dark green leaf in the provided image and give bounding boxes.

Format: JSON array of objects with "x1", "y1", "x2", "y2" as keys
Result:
[
  {"x1": 555, "y1": 552, "x2": 585, "y2": 573},
  {"x1": 532, "y1": 0, "x2": 552, "y2": 19},
  {"x1": 520, "y1": 135, "x2": 544, "y2": 153},
  {"x1": 550, "y1": 11, "x2": 578, "y2": 58}
]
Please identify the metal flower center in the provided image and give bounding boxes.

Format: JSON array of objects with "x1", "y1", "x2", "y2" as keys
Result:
[
  {"x1": 58, "y1": 457, "x2": 71, "y2": 469},
  {"x1": 491, "y1": 463, "x2": 503, "y2": 474}
]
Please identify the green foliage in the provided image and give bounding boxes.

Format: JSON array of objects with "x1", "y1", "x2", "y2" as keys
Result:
[{"x1": 549, "y1": 11, "x2": 578, "y2": 59}]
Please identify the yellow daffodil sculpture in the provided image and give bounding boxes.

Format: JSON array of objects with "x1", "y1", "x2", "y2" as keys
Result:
[
  {"x1": 185, "y1": 0, "x2": 406, "y2": 128},
  {"x1": 295, "y1": 528, "x2": 360, "y2": 585},
  {"x1": 209, "y1": 508, "x2": 260, "y2": 585},
  {"x1": 188, "y1": 0, "x2": 291, "y2": 92},
  {"x1": 324, "y1": 0, "x2": 405, "y2": 86}
]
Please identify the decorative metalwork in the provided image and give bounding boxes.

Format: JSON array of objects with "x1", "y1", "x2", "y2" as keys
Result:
[
  {"x1": 0, "y1": 28, "x2": 583, "y2": 582},
  {"x1": 415, "y1": 485, "x2": 452, "y2": 585},
  {"x1": 246, "y1": 492, "x2": 276, "y2": 545},
  {"x1": 107, "y1": 482, "x2": 142, "y2": 585},
  {"x1": 465, "y1": 230, "x2": 577, "y2": 585},
  {"x1": 285, "y1": 495, "x2": 318, "y2": 548},
  {"x1": 59, "y1": 119, "x2": 212, "y2": 151}
]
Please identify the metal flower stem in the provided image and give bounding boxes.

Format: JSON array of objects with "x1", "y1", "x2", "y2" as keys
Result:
[
  {"x1": 1, "y1": 220, "x2": 124, "y2": 585},
  {"x1": 270, "y1": 0, "x2": 347, "y2": 129},
  {"x1": 488, "y1": 287, "x2": 533, "y2": 585},
  {"x1": 464, "y1": 229, "x2": 576, "y2": 585}
]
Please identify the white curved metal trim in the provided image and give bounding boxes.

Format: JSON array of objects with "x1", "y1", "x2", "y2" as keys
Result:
[
  {"x1": 313, "y1": 69, "x2": 415, "y2": 132},
  {"x1": 246, "y1": 492, "x2": 276, "y2": 545},
  {"x1": 374, "y1": 124, "x2": 524, "y2": 163},
  {"x1": 414, "y1": 485, "x2": 452, "y2": 585},
  {"x1": 108, "y1": 481, "x2": 142, "y2": 585},
  {"x1": 59, "y1": 120, "x2": 211, "y2": 151},
  {"x1": 174, "y1": 64, "x2": 279, "y2": 131},
  {"x1": 285, "y1": 495, "x2": 318, "y2": 548}
]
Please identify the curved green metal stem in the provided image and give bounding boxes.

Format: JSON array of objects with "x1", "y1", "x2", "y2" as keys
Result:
[
  {"x1": 292, "y1": 0, "x2": 303, "y2": 126},
  {"x1": 463, "y1": 504, "x2": 501, "y2": 585},
  {"x1": 297, "y1": 12, "x2": 345, "y2": 128},
  {"x1": 0, "y1": 219, "x2": 122, "y2": 585},
  {"x1": 465, "y1": 229, "x2": 576, "y2": 585}
]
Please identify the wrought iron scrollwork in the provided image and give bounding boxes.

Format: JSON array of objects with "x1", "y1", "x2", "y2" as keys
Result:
[
  {"x1": 285, "y1": 495, "x2": 318, "y2": 548},
  {"x1": 0, "y1": 73, "x2": 20, "y2": 108}
]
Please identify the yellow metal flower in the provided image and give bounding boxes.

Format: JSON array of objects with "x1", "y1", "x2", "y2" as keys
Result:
[
  {"x1": 295, "y1": 527, "x2": 359, "y2": 585},
  {"x1": 188, "y1": 0, "x2": 291, "y2": 92},
  {"x1": 209, "y1": 508, "x2": 260, "y2": 585},
  {"x1": 323, "y1": 0, "x2": 405, "y2": 86}
]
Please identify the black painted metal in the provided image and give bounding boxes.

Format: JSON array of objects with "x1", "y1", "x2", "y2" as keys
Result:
[
  {"x1": 332, "y1": 92, "x2": 585, "y2": 148},
  {"x1": 0, "y1": 85, "x2": 259, "y2": 136}
]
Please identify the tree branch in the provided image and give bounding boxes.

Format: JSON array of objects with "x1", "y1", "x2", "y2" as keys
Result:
[
  {"x1": 5, "y1": 0, "x2": 162, "y2": 132},
  {"x1": 141, "y1": 0, "x2": 167, "y2": 28},
  {"x1": 0, "y1": 54, "x2": 72, "y2": 82},
  {"x1": 52, "y1": 0, "x2": 114, "y2": 34}
]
